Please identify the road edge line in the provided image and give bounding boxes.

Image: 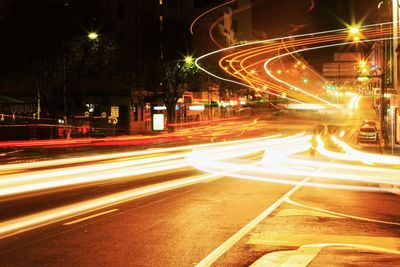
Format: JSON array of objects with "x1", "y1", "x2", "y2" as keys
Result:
[{"x1": 195, "y1": 176, "x2": 312, "y2": 267}]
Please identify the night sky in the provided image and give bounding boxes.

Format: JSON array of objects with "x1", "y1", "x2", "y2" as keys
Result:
[
  {"x1": 250, "y1": 0, "x2": 380, "y2": 70},
  {"x1": 251, "y1": 0, "x2": 380, "y2": 38}
]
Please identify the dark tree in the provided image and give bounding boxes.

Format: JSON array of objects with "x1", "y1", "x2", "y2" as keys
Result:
[{"x1": 160, "y1": 60, "x2": 198, "y2": 123}]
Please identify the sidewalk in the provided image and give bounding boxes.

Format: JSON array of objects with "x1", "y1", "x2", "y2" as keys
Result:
[{"x1": 0, "y1": 116, "x2": 245, "y2": 149}]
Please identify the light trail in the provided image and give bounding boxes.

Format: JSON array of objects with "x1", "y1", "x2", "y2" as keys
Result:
[
  {"x1": 0, "y1": 173, "x2": 219, "y2": 239},
  {"x1": 262, "y1": 33, "x2": 392, "y2": 107},
  {"x1": 188, "y1": 134, "x2": 400, "y2": 192},
  {"x1": 0, "y1": 135, "x2": 281, "y2": 197},
  {"x1": 0, "y1": 134, "x2": 281, "y2": 173},
  {"x1": 331, "y1": 136, "x2": 400, "y2": 165},
  {"x1": 348, "y1": 94, "x2": 360, "y2": 110},
  {"x1": 207, "y1": 0, "x2": 265, "y2": 48},
  {"x1": 4, "y1": 132, "x2": 392, "y2": 199},
  {"x1": 196, "y1": 22, "x2": 394, "y2": 106},
  {"x1": 189, "y1": 0, "x2": 236, "y2": 35},
  {"x1": 2, "y1": 21, "x2": 400, "y2": 239},
  {"x1": 1, "y1": 132, "x2": 399, "y2": 238}
]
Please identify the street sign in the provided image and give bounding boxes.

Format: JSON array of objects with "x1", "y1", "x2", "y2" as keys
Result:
[{"x1": 111, "y1": 106, "x2": 119, "y2": 118}]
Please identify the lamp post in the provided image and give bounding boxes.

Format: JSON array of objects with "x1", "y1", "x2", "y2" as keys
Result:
[
  {"x1": 392, "y1": 0, "x2": 399, "y2": 91},
  {"x1": 62, "y1": 31, "x2": 98, "y2": 138}
]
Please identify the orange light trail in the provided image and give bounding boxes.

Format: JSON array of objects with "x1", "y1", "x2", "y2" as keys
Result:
[
  {"x1": 190, "y1": 0, "x2": 236, "y2": 35},
  {"x1": 196, "y1": 23, "x2": 394, "y2": 107}
]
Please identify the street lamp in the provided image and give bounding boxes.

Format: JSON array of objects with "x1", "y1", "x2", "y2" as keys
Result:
[
  {"x1": 88, "y1": 31, "x2": 99, "y2": 40},
  {"x1": 347, "y1": 25, "x2": 362, "y2": 42},
  {"x1": 349, "y1": 27, "x2": 360, "y2": 35},
  {"x1": 184, "y1": 56, "x2": 193, "y2": 64},
  {"x1": 63, "y1": 31, "x2": 99, "y2": 138}
]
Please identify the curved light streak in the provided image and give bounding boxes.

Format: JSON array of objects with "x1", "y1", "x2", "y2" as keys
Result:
[
  {"x1": 196, "y1": 22, "x2": 394, "y2": 106},
  {"x1": 331, "y1": 135, "x2": 400, "y2": 165},
  {"x1": 262, "y1": 36, "x2": 397, "y2": 107},
  {"x1": 188, "y1": 134, "x2": 400, "y2": 192},
  {"x1": 190, "y1": 0, "x2": 236, "y2": 35}
]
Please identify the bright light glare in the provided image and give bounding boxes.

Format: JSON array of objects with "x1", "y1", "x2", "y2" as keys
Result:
[
  {"x1": 88, "y1": 32, "x2": 98, "y2": 40},
  {"x1": 348, "y1": 95, "x2": 361, "y2": 110},
  {"x1": 184, "y1": 56, "x2": 194, "y2": 64},
  {"x1": 349, "y1": 27, "x2": 360, "y2": 34},
  {"x1": 287, "y1": 104, "x2": 325, "y2": 110},
  {"x1": 189, "y1": 134, "x2": 400, "y2": 193},
  {"x1": 331, "y1": 136, "x2": 400, "y2": 165}
]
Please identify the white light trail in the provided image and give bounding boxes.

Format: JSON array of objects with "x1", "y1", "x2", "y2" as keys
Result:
[
  {"x1": 0, "y1": 135, "x2": 281, "y2": 197},
  {"x1": 331, "y1": 136, "x2": 400, "y2": 165},
  {"x1": 188, "y1": 134, "x2": 400, "y2": 192},
  {"x1": 0, "y1": 173, "x2": 219, "y2": 239}
]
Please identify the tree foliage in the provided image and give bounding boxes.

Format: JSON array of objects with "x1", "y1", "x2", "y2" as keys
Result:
[
  {"x1": 160, "y1": 60, "x2": 198, "y2": 122},
  {"x1": 0, "y1": 1, "x2": 119, "y2": 118}
]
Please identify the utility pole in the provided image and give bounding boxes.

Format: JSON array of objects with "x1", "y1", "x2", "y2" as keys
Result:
[
  {"x1": 393, "y1": 0, "x2": 399, "y2": 91},
  {"x1": 381, "y1": 59, "x2": 388, "y2": 147}
]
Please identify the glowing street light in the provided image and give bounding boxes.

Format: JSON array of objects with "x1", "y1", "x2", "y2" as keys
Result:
[
  {"x1": 88, "y1": 32, "x2": 99, "y2": 40},
  {"x1": 184, "y1": 56, "x2": 194, "y2": 64},
  {"x1": 353, "y1": 36, "x2": 360, "y2": 43},
  {"x1": 347, "y1": 25, "x2": 362, "y2": 42},
  {"x1": 349, "y1": 27, "x2": 360, "y2": 35}
]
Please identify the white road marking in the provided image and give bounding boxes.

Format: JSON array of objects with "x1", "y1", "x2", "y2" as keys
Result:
[
  {"x1": 63, "y1": 209, "x2": 119, "y2": 225},
  {"x1": 285, "y1": 197, "x2": 400, "y2": 226},
  {"x1": 251, "y1": 246, "x2": 322, "y2": 267},
  {"x1": 251, "y1": 243, "x2": 400, "y2": 267},
  {"x1": 247, "y1": 234, "x2": 400, "y2": 251},
  {"x1": 302, "y1": 242, "x2": 400, "y2": 255},
  {"x1": 274, "y1": 208, "x2": 342, "y2": 218},
  {"x1": 195, "y1": 175, "x2": 314, "y2": 267}
]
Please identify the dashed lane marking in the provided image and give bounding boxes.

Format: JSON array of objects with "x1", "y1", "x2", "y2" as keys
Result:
[{"x1": 63, "y1": 209, "x2": 119, "y2": 225}]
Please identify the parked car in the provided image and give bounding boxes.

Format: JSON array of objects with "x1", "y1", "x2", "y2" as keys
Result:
[
  {"x1": 358, "y1": 125, "x2": 378, "y2": 143},
  {"x1": 361, "y1": 119, "x2": 378, "y2": 130}
]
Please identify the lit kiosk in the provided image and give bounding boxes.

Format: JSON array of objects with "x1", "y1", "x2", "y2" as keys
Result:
[{"x1": 152, "y1": 105, "x2": 167, "y2": 132}]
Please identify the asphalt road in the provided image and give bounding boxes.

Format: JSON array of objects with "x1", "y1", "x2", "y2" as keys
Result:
[
  {"x1": 1, "y1": 164, "x2": 399, "y2": 266},
  {"x1": 0, "y1": 108, "x2": 399, "y2": 266}
]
